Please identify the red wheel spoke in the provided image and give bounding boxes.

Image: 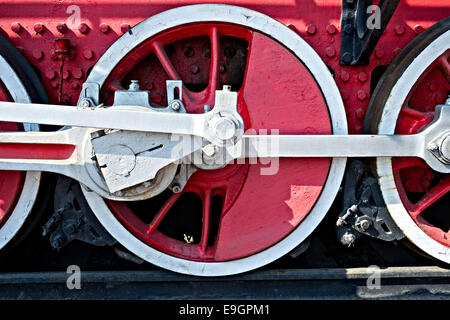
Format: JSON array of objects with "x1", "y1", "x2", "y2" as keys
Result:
[
  {"x1": 438, "y1": 55, "x2": 450, "y2": 83},
  {"x1": 200, "y1": 190, "x2": 212, "y2": 253},
  {"x1": 410, "y1": 176, "x2": 450, "y2": 218},
  {"x1": 152, "y1": 42, "x2": 181, "y2": 80},
  {"x1": 393, "y1": 157, "x2": 428, "y2": 170},
  {"x1": 146, "y1": 192, "x2": 181, "y2": 235},
  {"x1": 207, "y1": 27, "x2": 220, "y2": 99},
  {"x1": 398, "y1": 106, "x2": 434, "y2": 133}
]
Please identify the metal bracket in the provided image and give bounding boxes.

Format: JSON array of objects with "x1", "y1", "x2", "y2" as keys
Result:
[
  {"x1": 336, "y1": 160, "x2": 404, "y2": 246},
  {"x1": 42, "y1": 176, "x2": 116, "y2": 249},
  {"x1": 340, "y1": 0, "x2": 400, "y2": 65}
]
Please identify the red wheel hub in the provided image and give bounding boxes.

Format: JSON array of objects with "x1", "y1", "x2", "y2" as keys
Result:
[
  {"x1": 102, "y1": 23, "x2": 332, "y2": 261},
  {"x1": 393, "y1": 50, "x2": 450, "y2": 246},
  {"x1": 0, "y1": 82, "x2": 24, "y2": 228}
]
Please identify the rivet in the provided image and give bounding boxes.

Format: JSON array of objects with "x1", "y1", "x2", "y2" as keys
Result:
[
  {"x1": 355, "y1": 108, "x2": 366, "y2": 120},
  {"x1": 11, "y1": 22, "x2": 22, "y2": 33},
  {"x1": 326, "y1": 24, "x2": 337, "y2": 35},
  {"x1": 71, "y1": 82, "x2": 80, "y2": 90},
  {"x1": 374, "y1": 48, "x2": 385, "y2": 59},
  {"x1": 433, "y1": 93, "x2": 445, "y2": 104},
  {"x1": 34, "y1": 22, "x2": 45, "y2": 34},
  {"x1": 72, "y1": 68, "x2": 84, "y2": 80},
  {"x1": 340, "y1": 70, "x2": 350, "y2": 82},
  {"x1": 56, "y1": 22, "x2": 68, "y2": 34},
  {"x1": 62, "y1": 70, "x2": 70, "y2": 80},
  {"x1": 357, "y1": 90, "x2": 368, "y2": 101},
  {"x1": 83, "y1": 49, "x2": 94, "y2": 60},
  {"x1": 342, "y1": 52, "x2": 353, "y2": 64},
  {"x1": 219, "y1": 64, "x2": 226, "y2": 73},
  {"x1": 99, "y1": 23, "x2": 110, "y2": 33},
  {"x1": 357, "y1": 72, "x2": 368, "y2": 83},
  {"x1": 183, "y1": 47, "x2": 194, "y2": 57},
  {"x1": 45, "y1": 69, "x2": 56, "y2": 80},
  {"x1": 414, "y1": 25, "x2": 424, "y2": 35},
  {"x1": 394, "y1": 25, "x2": 405, "y2": 36},
  {"x1": 306, "y1": 24, "x2": 317, "y2": 35},
  {"x1": 190, "y1": 65, "x2": 200, "y2": 74},
  {"x1": 51, "y1": 82, "x2": 59, "y2": 89},
  {"x1": 428, "y1": 81, "x2": 438, "y2": 92},
  {"x1": 78, "y1": 23, "x2": 89, "y2": 34},
  {"x1": 32, "y1": 49, "x2": 43, "y2": 60},
  {"x1": 120, "y1": 23, "x2": 130, "y2": 33},
  {"x1": 325, "y1": 46, "x2": 336, "y2": 58}
]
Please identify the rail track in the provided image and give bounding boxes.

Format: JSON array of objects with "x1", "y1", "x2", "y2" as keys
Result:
[{"x1": 0, "y1": 266, "x2": 449, "y2": 300}]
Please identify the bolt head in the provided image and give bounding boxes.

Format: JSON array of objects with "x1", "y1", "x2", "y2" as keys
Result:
[
  {"x1": 357, "y1": 72, "x2": 368, "y2": 83},
  {"x1": 306, "y1": 24, "x2": 317, "y2": 35},
  {"x1": 340, "y1": 71, "x2": 350, "y2": 82},
  {"x1": 414, "y1": 25, "x2": 424, "y2": 35},
  {"x1": 78, "y1": 23, "x2": 89, "y2": 34},
  {"x1": 34, "y1": 23, "x2": 45, "y2": 34},
  {"x1": 45, "y1": 69, "x2": 56, "y2": 80},
  {"x1": 342, "y1": 52, "x2": 353, "y2": 64},
  {"x1": 357, "y1": 90, "x2": 368, "y2": 101},
  {"x1": 11, "y1": 22, "x2": 22, "y2": 33},
  {"x1": 32, "y1": 49, "x2": 43, "y2": 60},
  {"x1": 99, "y1": 23, "x2": 110, "y2": 33},
  {"x1": 326, "y1": 24, "x2": 337, "y2": 35},
  {"x1": 441, "y1": 136, "x2": 450, "y2": 161},
  {"x1": 202, "y1": 144, "x2": 216, "y2": 157},
  {"x1": 394, "y1": 25, "x2": 405, "y2": 36},
  {"x1": 214, "y1": 118, "x2": 236, "y2": 141},
  {"x1": 56, "y1": 22, "x2": 68, "y2": 34},
  {"x1": 120, "y1": 23, "x2": 130, "y2": 33},
  {"x1": 128, "y1": 80, "x2": 140, "y2": 91},
  {"x1": 81, "y1": 100, "x2": 91, "y2": 108},
  {"x1": 172, "y1": 184, "x2": 181, "y2": 193},
  {"x1": 171, "y1": 101, "x2": 181, "y2": 111},
  {"x1": 83, "y1": 49, "x2": 94, "y2": 60},
  {"x1": 325, "y1": 46, "x2": 336, "y2": 58},
  {"x1": 342, "y1": 232, "x2": 356, "y2": 246},
  {"x1": 360, "y1": 219, "x2": 371, "y2": 231}
]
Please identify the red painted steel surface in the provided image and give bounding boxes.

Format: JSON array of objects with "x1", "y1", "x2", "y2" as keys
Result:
[{"x1": 0, "y1": 0, "x2": 448, "y2": 258}]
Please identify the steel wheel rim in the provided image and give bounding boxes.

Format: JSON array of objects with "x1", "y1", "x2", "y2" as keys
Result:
[
  {"x1": 0, "y1": 54, "x2": 41, "y2": 250},
  {"x1": 81, "y1": 4, "x2": 347, "y2": 276},
  {"x1": 376, "y1": 29, "x2": 450, "y2": 263}
]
